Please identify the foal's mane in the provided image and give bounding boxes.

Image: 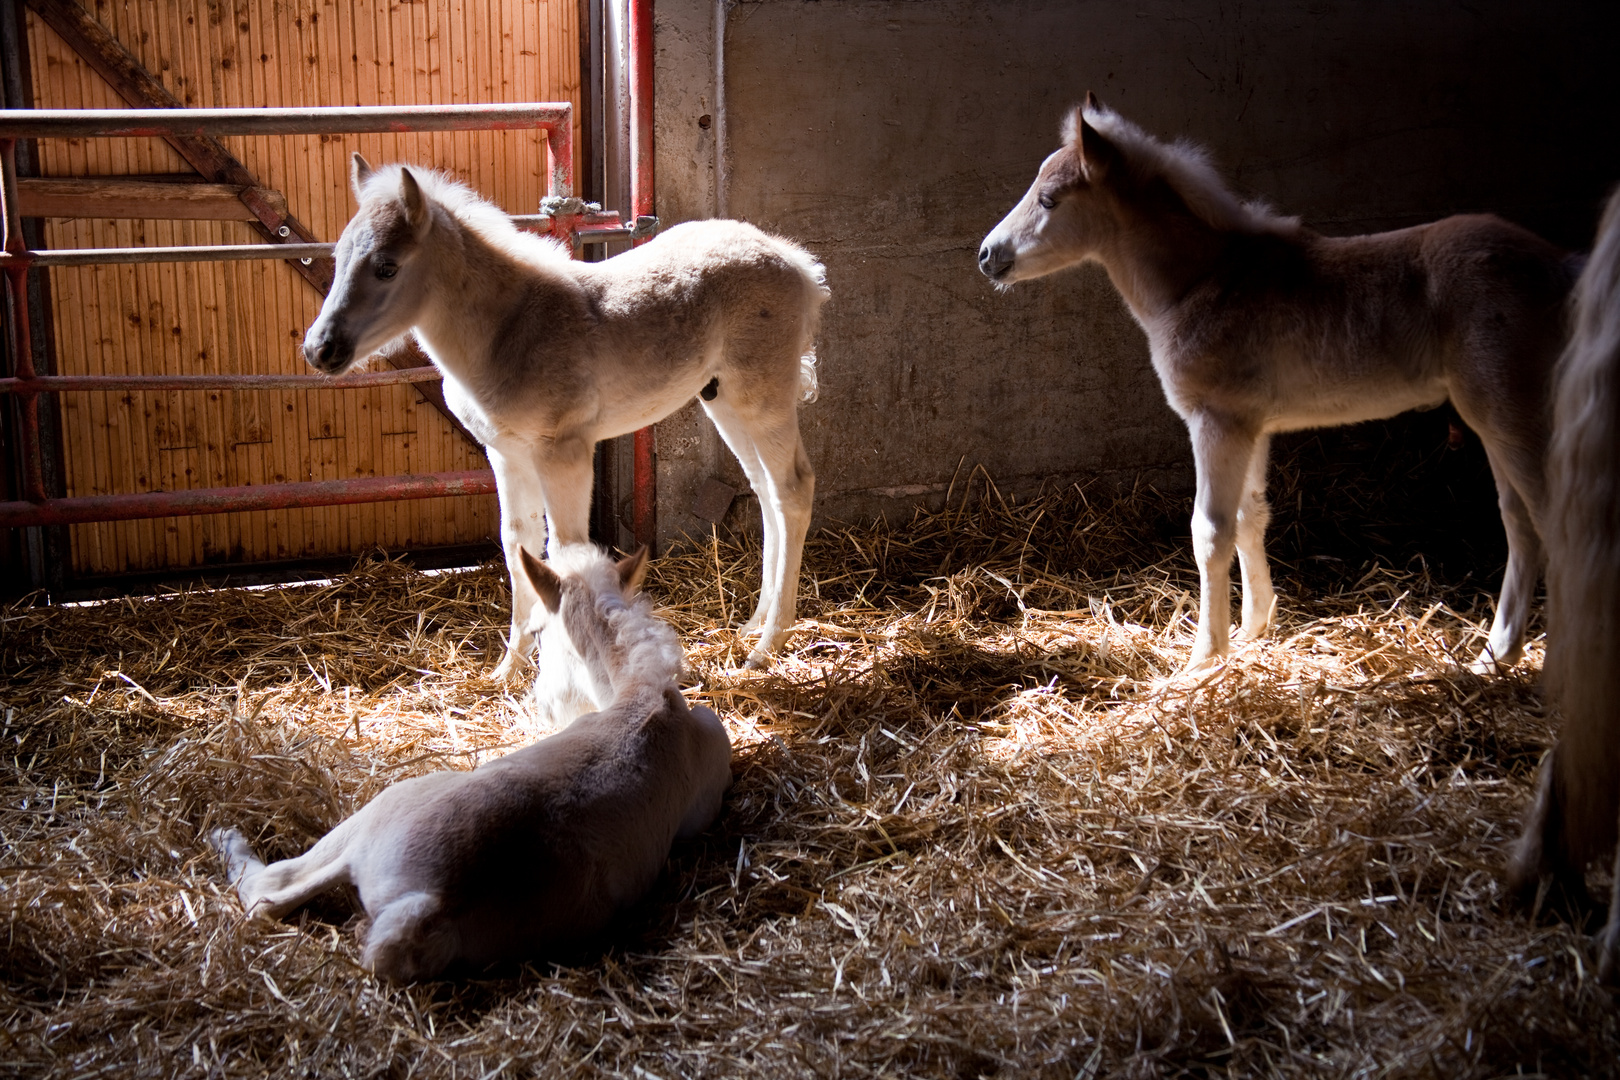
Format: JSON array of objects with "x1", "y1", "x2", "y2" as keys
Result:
[
  {"x1": 1070, "y1": 103, "x2": 1298, "y2": 236},
  {"x1": 358, "y1": 163, "x2": 574, "y2": 267},
  {"x1": 548, "y1": 545, "x2": 684, "y2": 688}
]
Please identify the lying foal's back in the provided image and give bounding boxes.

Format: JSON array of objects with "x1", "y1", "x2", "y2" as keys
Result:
[{"x1": 354, "y1": 685, "x2": 730, "y2": 977}]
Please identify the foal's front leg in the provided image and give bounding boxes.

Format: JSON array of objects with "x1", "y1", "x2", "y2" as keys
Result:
[
  {"x1": 488, "y1": 445, "x2": 551, "y2": 680},
  {"x1": 1186, "y1": 414, "x2": 1264, "y2": 672}
]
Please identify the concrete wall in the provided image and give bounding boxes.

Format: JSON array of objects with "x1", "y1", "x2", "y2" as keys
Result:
[{"x1": 647, "y1": 0, "x2": 1620, "y2": 548}]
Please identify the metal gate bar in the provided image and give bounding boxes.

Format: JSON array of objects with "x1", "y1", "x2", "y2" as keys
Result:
[{"x1": 0, "y1": 101, "x2": 641, "y2": 532}]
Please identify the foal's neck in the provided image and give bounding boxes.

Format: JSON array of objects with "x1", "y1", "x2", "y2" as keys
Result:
[
  {"x1": 590, "y1": 604, "x2": 684, "y2": 707},
  {"x1": 413, "y1": 212, "x2": 579, "y2": 375},
  {"x1": 1099, "y1": 189, "x2": 1231, "y2": 321}
]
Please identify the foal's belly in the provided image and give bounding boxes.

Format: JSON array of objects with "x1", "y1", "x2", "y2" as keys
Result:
[{"x1": 1267, "y1": 379, "x2": 1450, "y2": 433}]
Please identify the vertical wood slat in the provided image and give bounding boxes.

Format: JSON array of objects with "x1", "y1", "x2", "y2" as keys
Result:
[{"x1": 22, "y1": 1, "x2": 579, "y2": 577}]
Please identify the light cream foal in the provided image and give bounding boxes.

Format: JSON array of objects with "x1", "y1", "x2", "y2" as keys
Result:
[
  {"x1": 303, "y1": 155, "x2": 826, "y2": 673},
  {"x1": 209, "y1": 545, "x2": 732, "y2": 982}
]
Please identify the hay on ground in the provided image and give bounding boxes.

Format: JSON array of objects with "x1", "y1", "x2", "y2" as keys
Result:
[{"x1": 2, "y1": 472, "x2": 1615, "y2": 1079}]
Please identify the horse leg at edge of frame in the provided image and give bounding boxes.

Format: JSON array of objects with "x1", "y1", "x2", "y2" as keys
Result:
[
  {"x1": 1185, "y1": 416, "x2": 1260, "y2": 673},
  {"x1": 1506, "y1": 752, "x2": 1559, "y2": 904},
  {"x1": 1600, "y1": 825, "x2": 1620, "y2": 985}
]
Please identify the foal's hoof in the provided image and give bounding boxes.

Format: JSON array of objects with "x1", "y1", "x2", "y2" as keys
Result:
[
  {"x1": 207, "y1": 826, "x2": 241, "y2": 851},
  {"x1": 1180, "y1": 649, "x2": 1226, "y2": 677},
  {"x1": 1233, "y1": 622, "x2": 1272, "y2": 644},
  {"x1": 1466, "y1": 646, "x2": 1521, "y2": 677},
  {"x1": 490, "y1": 652, "x2": 528, "y2": 683}
]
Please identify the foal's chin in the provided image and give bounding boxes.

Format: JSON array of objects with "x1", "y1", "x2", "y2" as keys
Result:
[
  {"x1": 304, "y1": 340, "x2": 398, "y2": 379},
  {"x1": 993, "y1": 254, "x2": 1082, "y2": 288},
  {"x1": 300, "y1": 340, "x2": 361, "y2": 377}
]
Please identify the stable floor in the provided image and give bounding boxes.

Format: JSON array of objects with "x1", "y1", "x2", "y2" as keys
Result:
[{"x1": 3, "y1": 479, "x2": 1616, "y2": 1078}]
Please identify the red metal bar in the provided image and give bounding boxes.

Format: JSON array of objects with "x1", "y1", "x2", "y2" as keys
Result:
[
  {"x1": 544, "y1": 123, "x2": 574, "y2": 216},
  {"x1": 0, "y1": 103, "x2": 575, "y2": 207},
  {"x1": 0, "y1": 103, "x2": 574, "y2": 140},
  {"x1": 629, "y1": 0, "x2": 658, "y2": 552},
  {"x1": 2, "y1": 136, "x2": 46, "y2": 507},
  {"x1": 1, "y1": 241, "x2": 332, "y2": 267},
  {"x1": 0, "y1": 365, "x2": 444, "y2": 394},
  {"x1": 0, "y1": 470, "x2": 497, "y2": 529}
]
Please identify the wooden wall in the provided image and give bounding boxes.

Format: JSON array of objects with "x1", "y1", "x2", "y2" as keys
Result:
[{"x1": 23, "y1": 0, "x2": 580, "y2": 577}]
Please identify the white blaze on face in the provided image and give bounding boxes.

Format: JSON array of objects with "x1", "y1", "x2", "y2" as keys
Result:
[{"x1": 980, "y1": 148, "x2": 1074, "y2": 286}]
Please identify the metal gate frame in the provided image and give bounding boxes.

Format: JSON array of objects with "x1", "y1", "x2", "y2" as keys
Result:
[{"x1": 0, "y1": 102, "x2": 655, "y2": 539}]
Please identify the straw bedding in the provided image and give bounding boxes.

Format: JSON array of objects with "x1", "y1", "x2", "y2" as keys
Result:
[{"x1": 4, "y1": 438, "x2": 1617, "y2": 1078}]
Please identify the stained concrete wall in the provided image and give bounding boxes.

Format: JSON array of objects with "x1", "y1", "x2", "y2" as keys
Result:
[{"x1": 647, "y1": 0, "x2": 1620, "y2": 548}]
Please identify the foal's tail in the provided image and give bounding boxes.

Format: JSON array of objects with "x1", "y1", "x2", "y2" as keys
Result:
[
  {"x1": 778, "y1": 238, "x2": 830, "y2": 405},
  {"x1": 1515, "y1": 187, "x2": 1620, "y2": 884}
]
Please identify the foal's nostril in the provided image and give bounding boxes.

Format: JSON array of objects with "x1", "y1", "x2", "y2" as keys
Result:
[
  {"x1": 302, "y1": 335, "x2": 340, "y2": 371},
  {"x1": 978, "y1": 243, "x2": 1014, "y2": 280}
]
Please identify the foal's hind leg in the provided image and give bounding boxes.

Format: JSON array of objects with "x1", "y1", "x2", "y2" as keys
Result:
[
  {"x1": 362, "y1": 891, "x2": 460, "y2": 983},
  {"x1": 701, "y1": 395, "x2": 814, "y2": 667},
  {"x1": 1186, "y1": 414, "x2": 1264, "y2": 672},
  {"x1": 1470, "y1": 445, "x2": 1546, "y2": 674},
  {"x1": 1234, "y1": 433, "x2": 1277, "y2": 642},
  {"x1": 209, "y1": 824, "x2": 357, "y2": 921}
]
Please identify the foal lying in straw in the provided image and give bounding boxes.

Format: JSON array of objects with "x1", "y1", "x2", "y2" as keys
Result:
[
  {"x1": 1510, "y1": 187, "x2": 1620, "y2": 985},
  {"x1": 980, "y1": 95, "x2": 1578, "y2": 674},
  {"x1": 303, "y1": 155, "x2": 827, "y2": 674},
  {"x1": 209, "y1": 546, "x2": 732, "y2": 982}
]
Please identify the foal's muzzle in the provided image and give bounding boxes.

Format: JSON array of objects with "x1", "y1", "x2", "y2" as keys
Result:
[
  {"x1": 978, "y1": 240, "x2": 1014, "y2": 282},
  {"x1": 302, "y1": 331, "x2": 354, "y2": 375}
]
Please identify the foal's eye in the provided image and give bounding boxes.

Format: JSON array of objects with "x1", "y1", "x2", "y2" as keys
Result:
[
  {"x1": 1037, "y1": 192, "x2": 1059, "y2": 210},
  {"x1": 374, "y1": 261, "x2": 398, "y2": 281}
]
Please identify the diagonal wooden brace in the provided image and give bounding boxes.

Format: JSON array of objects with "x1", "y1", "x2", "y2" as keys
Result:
[{"x1": 23, "y1": 0, "x2": 479, "y2": 445}]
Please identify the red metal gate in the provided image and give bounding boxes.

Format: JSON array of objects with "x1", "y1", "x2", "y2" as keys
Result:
[{"x1": 0, "y1": 102, "x2": 656, "y2": 534}]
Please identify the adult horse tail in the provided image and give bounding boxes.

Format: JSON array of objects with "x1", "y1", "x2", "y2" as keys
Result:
[{"x1": 1510, "y1": 186, "x2": 1620, "y2": 983}]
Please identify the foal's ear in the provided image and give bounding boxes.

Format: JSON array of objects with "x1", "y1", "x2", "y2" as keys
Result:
[
  {"x1": 616, "y1": 546, "x2": 650, "y2": 595},
  {"x1": 399, "y1": 167, "x2": 432, "y2": 238},
  {"x1": 1074, "y1": 110, "x2": 1120, "y2": 182},
  {"x1": 350, "y1": 152, "x2": 375, "y2": 197},
  {"x1": 519, "y1": 546, "x2": 564, "y2": 614}
]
